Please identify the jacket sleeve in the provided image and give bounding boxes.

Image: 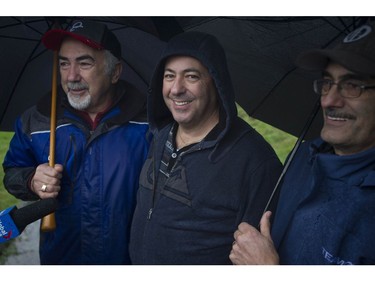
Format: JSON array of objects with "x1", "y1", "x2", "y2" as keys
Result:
[
  {"x1": 2, "y1": 116, "x2": 40, "y2": 201},
  {"x1": 242, "y1": 156, "x2": 283, "y2": 226},
  {"x1": 3, "y1": 166, "x2": 39, "y2": 201}
]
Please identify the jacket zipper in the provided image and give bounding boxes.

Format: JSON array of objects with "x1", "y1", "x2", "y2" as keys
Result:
[{"x1": 147, "y1": 144, "x2": 202, "y2": 220}]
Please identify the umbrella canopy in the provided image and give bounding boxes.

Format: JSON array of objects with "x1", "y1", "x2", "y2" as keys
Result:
[
  {"x1": 0, "y1": 16, "x2": 166, "y2": 132},
  {"x1": 1, "y1": 16, "x2": 373, "y2": 139},
  {"x1": 150, "y1": 16, "x2": 372, "y2": 139}
]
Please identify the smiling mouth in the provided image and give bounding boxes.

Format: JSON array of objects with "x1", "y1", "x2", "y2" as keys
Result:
[
  {"x1": 325, "y1": 109, "x2": 355, "y2": 122},
  {"x1": 68, "y1": 88, "x2": 87, "y2": 95},
  {"x1": 173, "y1": 100, "x2": 192, "y2": 106},
  {"x1": 327, "y1": 116, "x2": 347, "y2": 121}
]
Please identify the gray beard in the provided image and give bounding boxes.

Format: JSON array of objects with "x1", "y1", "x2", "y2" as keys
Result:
[{"x1": 67, "y1": 92, "x2": 91, "y2": 110}]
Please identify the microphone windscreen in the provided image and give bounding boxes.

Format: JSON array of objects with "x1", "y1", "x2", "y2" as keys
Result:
[{"x1": 12, "y1": 198, "x2": 58, "y2": 232}]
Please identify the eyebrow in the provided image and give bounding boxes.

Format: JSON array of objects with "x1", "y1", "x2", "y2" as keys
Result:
[
  {"x1": 164, "y1": 67, "x2": 201, "y2": 73},
  {"x1": 58, "y1": 55, "x2": 95, "y2": 62}
]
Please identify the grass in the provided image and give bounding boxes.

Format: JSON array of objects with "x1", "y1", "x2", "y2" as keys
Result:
[
  {"x1": 237, "y1": 104, "x2": 297, "y2": 163},
  {"x1": 0, "y1": 131, "x2": 18, "y2": 210}
]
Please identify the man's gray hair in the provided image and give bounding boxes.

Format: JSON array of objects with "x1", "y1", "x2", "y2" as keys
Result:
[{"x1": 104, "y1": 50, "x2": 121, "y2": 77}]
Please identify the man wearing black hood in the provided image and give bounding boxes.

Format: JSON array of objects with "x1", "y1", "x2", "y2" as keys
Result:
[{"x1": 129, "y1": 31, "x2": 282, "y2": 264}]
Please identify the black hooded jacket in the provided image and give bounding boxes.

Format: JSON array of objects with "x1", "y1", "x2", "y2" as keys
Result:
[{"x1": 129, "y1": 32, "x2": 282, "y2": 264}]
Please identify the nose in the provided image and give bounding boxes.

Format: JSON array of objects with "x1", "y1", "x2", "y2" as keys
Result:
[
  {"x1": 320, "y1": 84, "x2": 345, "y2": 108},
  {"x1": 66, "y1": 63, "x2": 81, "y2": 82},
  {"x1": 170, "y1": 77, "x2": 185, "y2": 95}
]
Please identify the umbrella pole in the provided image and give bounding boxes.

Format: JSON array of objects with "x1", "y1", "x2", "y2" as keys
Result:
[
  {"x1": 41, "y1": 50, "x2": 58, "y2": 232},
  {"x1": 261, "y1": 98, "x2": 321, "y2": 217}
]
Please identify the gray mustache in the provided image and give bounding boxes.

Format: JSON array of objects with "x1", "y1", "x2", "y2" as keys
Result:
[
  {"x1": 325, "y1": 108, "x2": 355, "y2": 120},
  {"x1": 67, "y1": 82, "x2": 88, "y2": 90}
]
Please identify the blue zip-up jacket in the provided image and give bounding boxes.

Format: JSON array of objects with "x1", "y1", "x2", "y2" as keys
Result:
[
  {"x1": 2, "y1": 80, "x2": 150, "y2": 264},
  {"x1": 129, "y1": 32, "x2": 282, "y2": 264},
  {"x1": 272, "y1": 138, "x2": 375, "y2": 265}
]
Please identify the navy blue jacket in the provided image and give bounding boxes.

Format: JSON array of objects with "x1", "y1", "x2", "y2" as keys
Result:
[
  {"x1": 3, "y1": 81, "x2": 150, "y2": 264},
  {"x1": 129, "y1": 32, "x2": 282, "y2": 264},
  {"x1": 272, "y1": 139, "x2": 375, "y2": 265}
]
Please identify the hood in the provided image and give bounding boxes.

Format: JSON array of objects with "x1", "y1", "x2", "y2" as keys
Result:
[{"x1": 148, "y1": 31, "x2": 237, "y2": 139}]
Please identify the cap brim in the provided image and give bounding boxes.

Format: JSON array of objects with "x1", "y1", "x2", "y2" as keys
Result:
[
  {"x1": 296, "y1": 49, "x2": 375, "y2": 76},
  {"x1": 42, "y1": 29, "x2": 104, "y2": 51}
]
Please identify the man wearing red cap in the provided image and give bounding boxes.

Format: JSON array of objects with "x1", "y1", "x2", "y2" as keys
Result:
[
  {"x1": 230, "y1": 21, "x2": 375, "y2": 265},
  {"x1": 2, "y1": 20, "x2": 150, "y2": 264}
]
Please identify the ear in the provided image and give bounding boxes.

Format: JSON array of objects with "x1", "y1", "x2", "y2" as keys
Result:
[{"x1": 111, "y1": 62, "x2": 123, "y2": 84}]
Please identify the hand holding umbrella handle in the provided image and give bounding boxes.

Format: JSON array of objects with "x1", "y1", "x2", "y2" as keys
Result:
[{"x1": 41, "y1": 50, "x2": 58, "y2": 232}]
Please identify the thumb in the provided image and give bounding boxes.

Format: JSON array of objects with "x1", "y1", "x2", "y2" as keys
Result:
[
  {"x1": 54, "y1": 164, "x2": 64, "y2": 172},
  {"x1": 259, "y1": 211, "x2": 272, "y2": 239}
]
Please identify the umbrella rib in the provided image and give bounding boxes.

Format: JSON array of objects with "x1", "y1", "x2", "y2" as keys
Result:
[
  {"x1": 0, "y1": 17, "x2": 65, "y2": 128},
  {"x1": 0, "y1": 17, "x2": 50, "y2": 41},
  {"x1": 0, "y1": 34, "x2": 39, "y2": 41},
  {"x1": 249, "y1": 67, "x2": 295, "y2": 116},
  {"x1": 120, "y1": 58, "x2": 149, "y2": 86},
  {"x1": 320, "y1": 17, "x2": 371, "y2": 48},
  {"x1": 261, "y1": 98, "x2": 321, "y2": 217},
  {"x1": 11, "y1": 17, "x2": 47, "y2": 36},
  {"x1": 250, "y1": 16, "x2": 367, "y2": 117},
  {"x1": 0, "y1": 41, "x2": 45, "y2": 127}
]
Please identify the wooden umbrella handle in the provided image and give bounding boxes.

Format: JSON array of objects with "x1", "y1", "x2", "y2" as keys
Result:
[{"x1": 41, "y1": 50, "x2": 58, "y2": 232}]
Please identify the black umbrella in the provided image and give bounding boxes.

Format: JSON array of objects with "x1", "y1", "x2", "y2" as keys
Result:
[
  {"x1": 1, "y1": 16, "x2": 373, "y2": 228},
  {"x1": 1, "y1": 16, "x2": 373, "y2": 139},
  {"x1": 0, "y1": 16, "x2": 166, "y2": 132},
  {"x1": 149, "y1": 16, "x2": 374, "y2": 140}
]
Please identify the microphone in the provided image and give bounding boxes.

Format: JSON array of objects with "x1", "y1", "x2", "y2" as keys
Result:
[{"x1": 0, "y1": 198, "x2": 58, "y2": 244}]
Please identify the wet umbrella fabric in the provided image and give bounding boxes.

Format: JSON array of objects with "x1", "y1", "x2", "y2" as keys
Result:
[
  {"x1": 0, "y1": 16, "x2": 372, "y2": 140},
  {"x1": 0, "y1": 17, "x2": 166, "y2": 132},
  {"x1": 172, "y1": 17, "x2": 372, "y2": 139}
]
